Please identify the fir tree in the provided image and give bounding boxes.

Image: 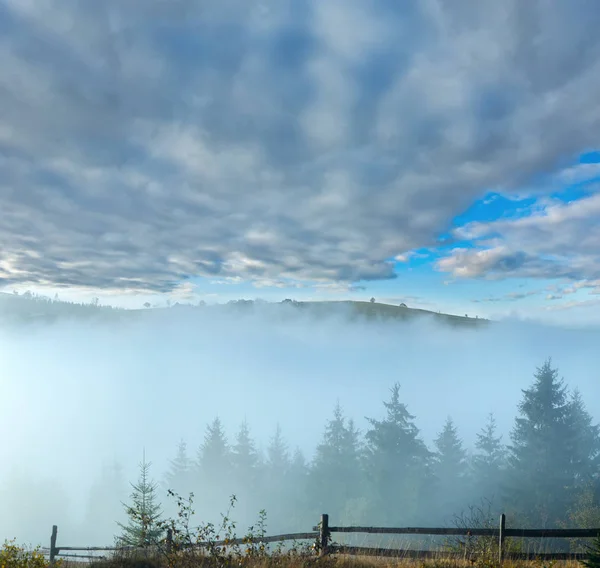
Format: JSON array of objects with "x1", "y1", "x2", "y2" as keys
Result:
[
  {"x1": 309, "y1": 402, "x2": 363, "y2": 519},
  {"x1": 364, "y1": 383, "x2": 431, "y2": 524},
  {"x1": 231, "y1": 419, "x2": 262, "y2": 514},
  {"x1": 432, "y1": 417, "x2": 468, "y2": 520},
  {"x1": 566, "y1": 389, "x2": 600, "y2": 486},
  {"x1": 507, "y1": 359, "x2": 576, "y2": 527},
  {"x1": 434, "y1": 417, "x2": 467, "y2": 477},
  {"x1": 196, "y1": 417, "x2": 231, "y2": 513},
  {"x1": 288, "y1": 447, "x2": 311, "y2": 529},
  {"x1": 266, "y1": 423, "x2": 289, "y2": 474},
  {"x1": 164, "y1": 439, "x2": 193, "y2": 496},
  {"x1": 118, "y1": 453, "x2": 163, "y2": 546},
  {"x1": 472, "y1": 413, "x2": 506, "y2": 505},
  {"x1": 262, "y1": 424, "x2": 290, "y2": 529},
  {"x1": 582, "y1": 534, "x2": 600, "y2": 568},
  {"x1": 197, "y1": 417, "x2": 231, "y2": 479},
  {"x1": 231, "y1": 419, "x2": 261, "y2": 487}
]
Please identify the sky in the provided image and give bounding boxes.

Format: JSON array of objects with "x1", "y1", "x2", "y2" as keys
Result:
[{"x1": 1, "y1": 0, "x2": 600, "y2": 325}]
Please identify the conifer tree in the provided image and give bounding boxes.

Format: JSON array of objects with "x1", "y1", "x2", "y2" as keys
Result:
[
  {"x1": 262, "y1": 424, "x2": 290, "y2": 528},
  {"x1": 164, "y1": 440, "x2": 193, "y2": 497},
  {"x1": 230, "y1": 419, "x2": 262, "y2": 517},
  {"x1": 432, "y1": 417, "x2": 468, "y2": 520},
  {"x1": 231, "y1": 419, "x2": 261, "y2": 490},
  {"x1": 507, "y1": 359, "x2": 576, "y2": 527},
  {"x1": 266, "y1": 423, "x2": 289, "y2": 474},
  {"x1": 118, "y1": 453, "x2": 163, "y2": 546},
  {"x1": 287, "y1": 447, "x2": 311, "y2": 529},
  {"x1": 472, "y1": 413, "x2": 506, "y2": 505},
  {"x1": 566, "y1": 389, "x2": 600, "y2": 486},
  {"x1": 364, "y1": 383, "x2": 431, "y2": 524},
  {"x1": 309, "y1": 402, "x2": 363, "y2": 518},
  {"x1": 196, "y1": 417, "x2": 231, "y2": 514}
]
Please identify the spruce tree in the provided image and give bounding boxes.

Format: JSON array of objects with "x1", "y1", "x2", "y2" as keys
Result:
[
  {"x1": 263, "y1": 424, "x2": 290, "y2": 529},
  {"x1": 507, "y1": 359, "x2": 575, "y2": 527},
  {"x1": 309, "y1": 402, "x2": 363, "y2": 519},
  {"x1": 118, "y1": 454, "x2": 163, "y2": 546},
  {"x1": 566, "y1": 389, "x2": 600, "y2": 486},
  {"x1": 231, "y1": 419, "x2": 262, "y2": 517},
  {"x1": 231, "y1": 419, "x2": 261, "y2": 490},
  {"x1": 432, "y1": 417, "x2": 468, "y2": 520},
  {"x1": 266, "y1": 423, "x2": 289, "y2": 474},
  {"x1": 164, "y1": 440, "x2": 193, "y2": 497},
  {"x1": 196, "y1": 417, "x2": 231, "y2": 514},
  {"x1": 472, "y1": 413, "x2": 506, "y2": 505},
  {"x1": 364, "y1": 383, "x2": 431, "y2": 524},
  {"x1": 288, "y1": 447, "x2": 311, "y2": 530}
]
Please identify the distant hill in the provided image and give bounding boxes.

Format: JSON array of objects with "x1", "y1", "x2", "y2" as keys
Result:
[{"x1": 0, "y1": 292, "x2": 488, "y2": 328}]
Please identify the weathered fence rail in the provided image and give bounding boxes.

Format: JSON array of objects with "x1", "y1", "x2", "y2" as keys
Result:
[
  {"x1": 47, "y1": 513, "x2": 600, "y2": 565},
  {"x1": 313, "y1": 513, "x2": 600, "y2": 563}
]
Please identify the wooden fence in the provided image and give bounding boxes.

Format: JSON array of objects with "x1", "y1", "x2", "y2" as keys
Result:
[{"x1": 46, "y1": 514, "x2": 600, "y2": 565}]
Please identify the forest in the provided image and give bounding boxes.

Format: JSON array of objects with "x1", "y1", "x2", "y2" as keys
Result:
[{"x1": 100, "y1": 358, "x2": 600, "y2": 548}]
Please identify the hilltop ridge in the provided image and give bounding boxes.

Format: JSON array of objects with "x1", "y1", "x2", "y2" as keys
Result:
[{"x1": 0, "y1": 292, "x2": 487, "y2": 328}]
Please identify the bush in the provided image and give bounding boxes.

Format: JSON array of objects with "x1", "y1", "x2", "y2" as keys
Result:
[{"x1": 0, "y1": 540, "x2": 61, "y2": 568}]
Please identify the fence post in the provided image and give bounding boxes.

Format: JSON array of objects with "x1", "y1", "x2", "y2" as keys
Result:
[
  {"x1": 166, "y1": 528, "x2": 173, "y2": 555},
  {"x1": 499, "y1": 513, "x2": 506, "y2": 565},
  {"x1": 50, "y1": 525, "x2": 58, "y2": 566},
  {"x1": 319, "y1": 514, "x2": 330, "y2": 556}
]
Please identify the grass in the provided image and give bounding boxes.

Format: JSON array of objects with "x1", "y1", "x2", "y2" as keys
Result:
[{"x1": 66, "y1": 552, "x2": 583, "y2": 568}]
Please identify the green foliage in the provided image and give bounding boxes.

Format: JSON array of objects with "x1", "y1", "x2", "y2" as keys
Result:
[
  {"x1": 433, "y1": 417, "x2": 468, "y2": 518},
  {"x1": 164, "y1": 440, "x2": 194, "y2": 498},
  {"x1": 507, "y1": 359, "x2": 578, "y2": 527},
  {"x1": 154, "y1": 492, "x2": 314, "y2": 568},
  {"x1": 581, "y1": 533, "x2": 600, "y2": 568},
  {"x1": 0, "y1": 540, "x2": 60, "y2": 568},
  {"x1": 309, "y1": 403, "x2": 363, "y2": 519},
  {"x1": 364, "y1": 382, "x2": 432, "y2": 524},
  {"x1": 472, "y1": 414, "x2": 506, "y2": 506},
  {"x1": 118, "y1": 455, "x2": 164, "y2": 547}
]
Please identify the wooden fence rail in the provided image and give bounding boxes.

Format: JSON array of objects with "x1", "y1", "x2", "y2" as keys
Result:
[{"x1": 47, "y1": 513, "x2": 600, "y2": 565}]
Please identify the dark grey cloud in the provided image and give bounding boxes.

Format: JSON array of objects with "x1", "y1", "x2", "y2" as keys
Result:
[{"x1": 1, "y1": 0, "x2": 600, "y2": 292}]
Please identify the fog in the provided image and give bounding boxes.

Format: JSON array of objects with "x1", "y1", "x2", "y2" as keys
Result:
[{"x1": 1, "y1": 302, "x2": 599, "y2": 548}]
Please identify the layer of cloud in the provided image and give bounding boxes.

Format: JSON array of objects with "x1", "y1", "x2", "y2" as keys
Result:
[
  {"x1": 437, "y1": 192, "x2": 600, "y2": 291},
  {"x1": 1, "y1": 0, "x2": 600, "y2": 292}
]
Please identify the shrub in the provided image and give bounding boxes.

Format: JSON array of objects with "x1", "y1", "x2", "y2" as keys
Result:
[{"x1": 0, "y1": 539, "x2": 61, "y2": 568}]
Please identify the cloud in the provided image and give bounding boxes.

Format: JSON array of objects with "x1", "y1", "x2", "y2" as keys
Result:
[
  {"x1": 473, "y1": 289, "x2": 541, "y2": 303},
  {"x1": 1, "y1": 0, "x2": 600, "y2": 292},
  {"x1": 438, "y1": 192, "x2": 600, "y2": 286}
]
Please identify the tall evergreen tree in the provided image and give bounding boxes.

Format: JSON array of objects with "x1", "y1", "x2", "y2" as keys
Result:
[
  {"x1": 197, "y1": 417, "x2": 231, "y2": 478},
  {"x1": 196, "y1": 417, "x2": 232, "y2": 514},
  {"x1": 266, "y1": 423, "x2": 289, "y2": 474},
  {"x1": 309, "y1": 402, "x2": 363, "y2": 519},
  {"x1": 364, "y1": 383, "x2": 431, "y2": 524},
  {"x1": 287, "y1": 447, "x2": 311, "y2": 530},
  {"x1": 506, "y1": 359, "x2": 577, "y2": 527},
  {"x1": 231, "y1": 419, "x2": 261, "y2": 490},
  {"x1": 471, "y1": 413, "x2": 506, "y2": 506},
  {"x1": 164, "y1": 440, "x2": 193, "y2": 497},
  {"x1": 262, "y1": 424, "x2": 290, "y2": 529},
  {"x1": 432, "y1": 417, "x2": 468, "y2": 520},
  {"x1": 230, "y1": 419, "x2": 262, "y2": 518},
  {"x1": 566, "y1": 389, "x2": 600, "y2": 486},
  {"x1": 118, "y1": 453, "x2": 163, "y2": 546}
]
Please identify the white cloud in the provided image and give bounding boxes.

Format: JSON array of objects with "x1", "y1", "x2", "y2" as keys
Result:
[{"x1": 438, "y1": 192, "x2": 600, "y2": 286}]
